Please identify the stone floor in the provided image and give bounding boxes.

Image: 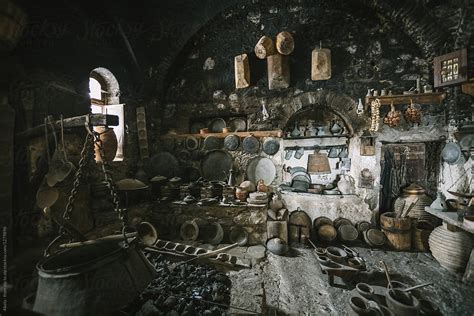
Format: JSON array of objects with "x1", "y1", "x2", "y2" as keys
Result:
[
  {"x1": 227, "y1": 246, "x2": 474, "y2": 315},
  {"x1": 8, "y1": 242, "x2": 474, "y2": 315}
]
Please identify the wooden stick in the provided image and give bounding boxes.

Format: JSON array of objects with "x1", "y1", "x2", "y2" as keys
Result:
[
  {"x1": 170, "y1": 243, "x2": 239, "y2": 270},
  {"x1": 59, "y1": 232, "x2": 137, "y2": 248},
  {"x1": 402, "y1": 282, "x2": 433, "y2": 292},
  {"x1": 380, "y1": 260, "x2": 393, "y2": 289}
]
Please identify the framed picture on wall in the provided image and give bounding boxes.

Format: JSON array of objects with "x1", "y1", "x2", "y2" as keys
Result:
[{"x1": 433, "y1": 48, "x2": 468, "y2": 87}]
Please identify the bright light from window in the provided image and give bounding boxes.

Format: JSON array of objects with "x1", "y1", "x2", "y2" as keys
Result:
[{"x1": 89, "y1": 77, "x2": 102, "y2": 100}]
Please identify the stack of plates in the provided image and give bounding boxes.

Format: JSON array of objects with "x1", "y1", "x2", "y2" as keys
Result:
[{"x1": 247, "y1": 192, "x2": 269, "y2": 204}]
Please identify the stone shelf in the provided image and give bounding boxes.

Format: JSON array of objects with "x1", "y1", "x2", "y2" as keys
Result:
[
  {"x1": 280, "y1": 191, "x2": 373, "y2": 223},
  {"x1": 425, "y1": 207, "x2": 474, "y2": 234},
  {"x1": 283, "y1": 134, "x2": 351, "y2": 140},
  {"x1": 365, "y1": 92, "x2": 446, "y2": 109},
  {"x1": 151, "y1": 201, "x2": 267, "y2": 245}
]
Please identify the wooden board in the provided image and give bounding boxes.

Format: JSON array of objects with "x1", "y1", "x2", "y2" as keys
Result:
[
  {"x1": 255, "y1": 36, "x2": 275, "y2": 59},
  {"x1": 425, "y1": 207, "x2": 474, "y2": 234},
  {"x1": 267, "y1": 221, "x2": 288, "y2": 243},
  {"x1": 16, "y1": 114, "x2": 119, "y2": 141},
  {"x1": 267, "y1": 54, "x2": 290, "y2": 90},
  {"x1": 160, "y1": 130, "x2": 283, "y2": 139},
  {"x1": 311, "y1": 48, "x2": 331, "y2": 81},
  {"x1": 234, "y1": 53, "x2": 250, "y2": 89},
  {"x1": 276, "y1": 31, "x2": 294, "y2": 55},
  {"x1": 365, "y1": 92, "x2": 446, "y2": 109}
]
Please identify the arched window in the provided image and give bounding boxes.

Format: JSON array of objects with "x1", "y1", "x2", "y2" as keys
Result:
[{"x1": 89, "y1": 68, "x2": 124, "y2": 161}]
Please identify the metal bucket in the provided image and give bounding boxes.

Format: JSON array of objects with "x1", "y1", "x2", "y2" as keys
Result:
[{"x1": 33, "y1": 241, "x2": 155, "y2": 316}]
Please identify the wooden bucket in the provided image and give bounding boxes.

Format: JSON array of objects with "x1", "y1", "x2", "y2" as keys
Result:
[{"x1": 380, "y1": 212, "x2": 412, "y2": 251}]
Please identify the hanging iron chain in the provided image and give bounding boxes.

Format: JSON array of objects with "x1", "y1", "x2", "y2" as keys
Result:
[
  {"x1": 45, "y1": 116, "x2": 129, "y2": 256},
  {"x1": 92, "y1": 129, "x2": 130, "y2": 246},
  {"x1": 63, "y1": 132, "x2": 94, "y2": 220}
]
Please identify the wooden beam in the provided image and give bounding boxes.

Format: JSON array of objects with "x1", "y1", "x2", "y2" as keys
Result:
[
  {"x1": 365, "y1": 92, "x2": 446, "y2": 109},
  {"x1": 16, "y1": 114, "x2": 119, "y2": 141},
  {"x1": 160, "y1": 130, "x2": 283, "y2": 139}
]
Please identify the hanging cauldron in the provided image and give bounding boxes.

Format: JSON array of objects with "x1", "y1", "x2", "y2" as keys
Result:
[{"x1": 33, "y1": 241, "x2": 155, "y2": 316}]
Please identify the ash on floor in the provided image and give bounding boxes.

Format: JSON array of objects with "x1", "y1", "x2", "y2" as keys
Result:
[{"x1": 123, "y1": 253, "x2": 231, "y2": 316}]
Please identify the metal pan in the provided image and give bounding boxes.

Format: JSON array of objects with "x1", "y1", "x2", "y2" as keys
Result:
[
  {"x1": 246, "y1": 157, "x2": 276, "y2": 185},
  {"x1": 201, "y1": 150, "x2": 233, "y2": 181},
  {"x1": 209, "y1": 118, "x2": 226, "y2": 133},
  {"x1": 228, "y1": 118, "x2": 247, "y2": 132},
  {"x1": 150, "y1": 152, "x2": 179, "y2": 178},
  {"x1": 242, "y1": 135, "x2": 260, "y2": 154},
  {"x1": 203, "y1": 135, "x2": 223, "y2": 150},
  {"x1": 185, "y1": 136, "x2": 199, "y2": 151},
  {"x1": 224, "y1": 134, "x2": 240, "y2": 151},
  {"x1": 263, "y1": 137, "x2": 280, "y2": 156}
]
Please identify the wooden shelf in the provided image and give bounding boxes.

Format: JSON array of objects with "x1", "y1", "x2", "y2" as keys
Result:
[
  {"x1": 365, "y1": 92, "x2": 446, "y2": 109},
  {"x1": 160, "y1": 130, "x2": 283, "y2": 139},
  {"x1": 461, "y1": 80, "x2": 474, "y2": 97},
  {"x1": 425, "y1": 207, "x2": 474, "y2": 234}
]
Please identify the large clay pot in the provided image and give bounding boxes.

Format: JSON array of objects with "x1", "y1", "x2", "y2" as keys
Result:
[
  {"x1": 94, "y1": 127, "x2": 117, "y2": 162},
  {"x1": 428, "y1": 223, "x2": 473, "y2": 273},
  {"x1": 393, "y1": 184, "x2": 435, "y2": 223}
]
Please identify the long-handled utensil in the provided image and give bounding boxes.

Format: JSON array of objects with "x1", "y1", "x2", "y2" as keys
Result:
[
  {"x1": 401, "y1": 282, "x2": 433, "y2": 292},
  {"x1": 380, "y1": 260, "x2": 393, "y2": 289}
]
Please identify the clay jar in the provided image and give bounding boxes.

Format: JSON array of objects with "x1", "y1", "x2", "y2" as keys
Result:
[
  {"x1": 235, "y1": 186, "x2": 248, "y2": 202},
  {"x1": 269, "y1": 194, "x2": 284, "y2": 211},
  {"x1": 94, "y1": 126, "x2": 117, "y2": 162},
  {"x1": 257, "y1": 179, "x2": 268, "y2": 192}
]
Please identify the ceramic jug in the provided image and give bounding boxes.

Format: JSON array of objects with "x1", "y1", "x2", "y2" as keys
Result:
[
  {"x1": 337, "y1": 174, "x2": 355, "y2": 195},
  {"x1": 330, "y1": 120, "x2": 343, "y2": 135},
  {"x1": 269, "y1": 194, "x2": 284, "y2": 211},
  {"x1": 430, "y1": 192, "x2": 447, "y2": 211},
  {"x1": 257, "y1": 179, "x2": 268, "y2": 192}
]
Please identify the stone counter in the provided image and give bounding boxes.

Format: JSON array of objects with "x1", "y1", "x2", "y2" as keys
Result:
[
  {"x1": 280, "y1": 191, "x2": 374, "y2": 224},
  {"x1": 151, "y1": 202, "x2": 267, "y2": 245}
]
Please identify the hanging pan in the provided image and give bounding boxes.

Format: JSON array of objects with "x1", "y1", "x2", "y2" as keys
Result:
[
  {"x1": 263, "y1": 137, "x2": 280, "y2": 156},
  {"x1": 242, "y1": 134, "x2": 260, "y2": 154},
  {"x1": 203, "y1": 135, "x2": 223, "y2": 151},
  {"x1": 224, "y1": 134, "x2": 240, "y2": 151}
]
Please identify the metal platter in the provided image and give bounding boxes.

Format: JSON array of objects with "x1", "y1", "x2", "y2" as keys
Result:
[
  {"x1": 150, "y1": 152, "x2": 179, "y2": 178},
  {"x1": 224, "y1": 134, "x2": 240, "y2": 151},
  {"x1": 190, "y1": 121, "x2": 206, "y2": 134},
  {"x1": 209, "y1": 118, "x2": 226, "y2": 133},
  {"x1": 242, "y1": 135, "x2": 260, "y2": 154},
  {"x1": 262, "y1": 137, "x2": 280, "y2": 156},
  {"x1": 228, "y1": 118, "x2": 247, "y2": 132},
  {"x1": 185, "y1": 136, "x2": 199, "y2": 151},
  {"x1": 201, "y1": 150, "x2": 233, "y2": 181},
  {"x1": 203, "y1": 135, "x2": 223, "y2": 150},
  {"x1": 246, "y1": 157, "x2": 276, "y2": 185}
]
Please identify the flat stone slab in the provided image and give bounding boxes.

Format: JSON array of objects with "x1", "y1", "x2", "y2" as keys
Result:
[{"x1": 245, "y1": 245, "x2": 266, "y2": 263}]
